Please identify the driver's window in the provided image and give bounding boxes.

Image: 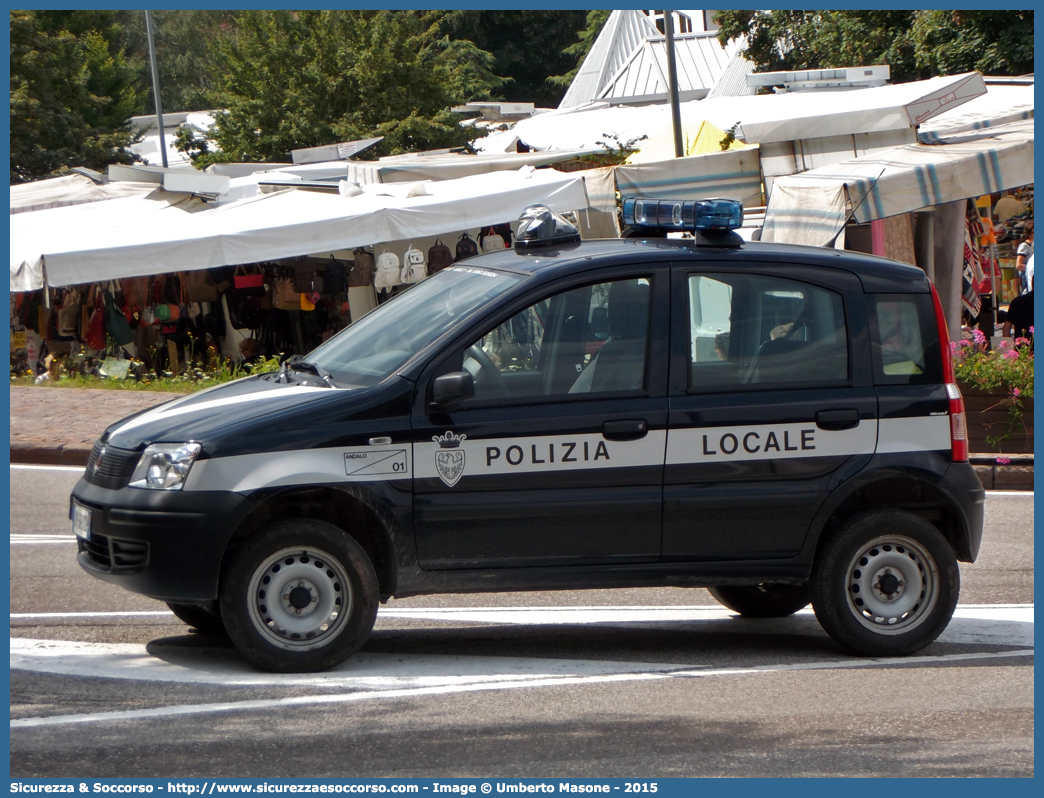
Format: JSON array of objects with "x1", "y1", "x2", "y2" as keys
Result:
[{"x1": 465, "y1": 277, "x2": 650, "y2": 404}]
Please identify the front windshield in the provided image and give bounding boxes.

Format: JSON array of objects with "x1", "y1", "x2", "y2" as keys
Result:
[{"x1": 306, "y1": 266, "x2": 525, "y2": 387}]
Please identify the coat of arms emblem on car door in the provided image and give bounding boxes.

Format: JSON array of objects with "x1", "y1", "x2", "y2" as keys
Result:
[{"x1": 433, "y1": 431, "x2": 467, "y2": 487}]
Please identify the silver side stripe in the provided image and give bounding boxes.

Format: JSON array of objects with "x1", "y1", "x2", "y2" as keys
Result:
[
  {"x1": 183, "y1": 416, "x2": 950, "y2": 493},
  {"x1": 876, "y1": 415, "x2": 951, "y2": 453},
  {"x1": 415, "y1": 431, "x2": 668, "y2": 485},
  {"x1": 666, "y1": 421, "x2": 877, "y2": 465},
  {"x1": 186, "y1": 445, "x2": 411, "y2": 492}
]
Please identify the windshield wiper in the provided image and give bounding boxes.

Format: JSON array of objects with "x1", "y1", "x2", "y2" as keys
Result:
[{"x1": 284, "y1": 356, "x2": 336, "y2": 388}]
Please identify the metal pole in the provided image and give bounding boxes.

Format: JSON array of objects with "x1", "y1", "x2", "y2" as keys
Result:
[
  {"x1": 145, "y1": 10, "x2": 168, "y2": 168},
  {"x1": 663, "y1": 11, "x2": 684, "y2": 158}
]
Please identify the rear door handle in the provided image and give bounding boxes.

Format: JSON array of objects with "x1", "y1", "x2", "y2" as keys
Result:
[
  {"x1": 816, "y1": 409, "x2": 861, "y2": 431},
  {"x1": 602, "y1": 419, "x2": 649, "y2": 441}
]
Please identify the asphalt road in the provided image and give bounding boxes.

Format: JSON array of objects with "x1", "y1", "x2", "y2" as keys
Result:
[{"x1": 9, "y1": 465, "x2": 1034, "y2": 778}]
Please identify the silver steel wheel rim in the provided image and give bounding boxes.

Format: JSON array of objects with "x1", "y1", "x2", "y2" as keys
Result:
[
  {"x1": 845, "y1": 534, "x2": 939, "y2": 635},
  {"x1": 246, "y1": 546, "x2": 353, "y2": 651}
]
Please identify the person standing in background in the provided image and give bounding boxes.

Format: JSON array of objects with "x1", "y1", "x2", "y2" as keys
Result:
[
  {"x1": 1003, "y1": 267, "x2": 1033, "y2": 342},
  {"x1": 994, "y1": 191, "x2": 1026, "y2": 223},
  {"x1": 1015, "y1": 221, "x2": 1033, "y2": 294}
]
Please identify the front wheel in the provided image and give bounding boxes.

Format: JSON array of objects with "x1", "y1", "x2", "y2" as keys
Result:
[
  {"x1": 811, "y1": 510, "x2": 959, "y2": 657},
  {"x1": 708, "y1": 584, "x2": 811, "y2": 617},
  {"x1": 220, "y1": 519, "x2": 379, "y2": 673}
]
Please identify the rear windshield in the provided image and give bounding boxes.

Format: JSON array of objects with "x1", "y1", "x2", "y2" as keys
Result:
[{"x1": 867, "y1": 293, "x2": 943, "y2": 385}]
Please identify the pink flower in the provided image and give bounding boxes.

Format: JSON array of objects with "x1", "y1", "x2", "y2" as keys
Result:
[
  {"x1": 997, "y1": 457, "x2": 1011, "y2": 465},
  {"x1": 949, "y1": 341, "x2": 958, "y2": 355},
  {"x1": 1015, "y1": 337, "x2": 1030, "y2": 347},
  {"x1": 1004, "y1": 350, "x2": 1019, "y2": 360},
  {"x1": 997, "y1": 339, "x2": 1011, "y2": 350},
  {"x1": 1030, "y1": 326, "x2": 1035, "y2": 334},
  {"x1": 1012, "y1": 387, "x2": 1021, "y2": 397},
  {"x1": 972, "y1": 329, "x2": 987, "y2": 344}
]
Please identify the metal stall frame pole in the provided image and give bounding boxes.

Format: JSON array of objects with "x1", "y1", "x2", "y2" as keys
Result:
[
  {"x1": 145, "y1": 10, "x2": 168, "y2": 169},
  {"x1": 663, "y1": 10, "x2": 684, "y2": 158}
]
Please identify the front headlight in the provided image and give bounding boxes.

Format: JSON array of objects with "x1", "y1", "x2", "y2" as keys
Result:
[{"x1": 128, "y1": 443, "x2": 202, "y2": 490}]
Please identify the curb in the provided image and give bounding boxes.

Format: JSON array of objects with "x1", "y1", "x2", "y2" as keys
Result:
[{"x1": 9, "y1": 446, "x2": 1033, "y2": 490}]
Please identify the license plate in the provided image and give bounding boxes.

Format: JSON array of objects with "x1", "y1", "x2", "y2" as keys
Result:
[{"x1": 72, "y1": 505, "x2": 92, "y2": 540}]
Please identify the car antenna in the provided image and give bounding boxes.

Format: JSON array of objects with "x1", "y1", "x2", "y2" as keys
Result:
[{"x1": 823, "y1": 168, "x2": 887, "y2": 249}]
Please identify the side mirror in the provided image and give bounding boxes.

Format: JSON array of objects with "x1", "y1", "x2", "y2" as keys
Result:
[{"x1": 431, "y1": 370, "x2": 475, "y2": 411}]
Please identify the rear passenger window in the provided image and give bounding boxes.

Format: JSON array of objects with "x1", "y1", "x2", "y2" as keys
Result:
[
  {"x1": 868, "y1": 294, "x2": 943, "y2": 384},
  {"x1": 688, "y1": 273, "x2": 848, "y2": 391}
]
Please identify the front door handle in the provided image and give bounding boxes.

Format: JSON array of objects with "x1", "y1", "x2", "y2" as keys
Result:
[
  {"x1": 602, "y1": 419, "x2": 649, "y2": 441},
  {"x1": 816, "y1": 409, "x2": 861, "y2": 431}
]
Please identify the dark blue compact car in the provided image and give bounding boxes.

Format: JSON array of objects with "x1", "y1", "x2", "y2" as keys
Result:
[{"x1": 72, "y1": 201, "x2": 984, "y2": 672}]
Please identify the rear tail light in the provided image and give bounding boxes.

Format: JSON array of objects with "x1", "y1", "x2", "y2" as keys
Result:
[
  {"x1": 931, "y1": 284, "x2": 969, "y2": 463},
  {"x1": 947, "y1": 383, "x2": 969, "y2": 462}
]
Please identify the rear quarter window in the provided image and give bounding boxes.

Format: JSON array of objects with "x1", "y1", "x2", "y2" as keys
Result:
[{"x1": 868, "y1": 294, "x2": 943, "y2": 385}]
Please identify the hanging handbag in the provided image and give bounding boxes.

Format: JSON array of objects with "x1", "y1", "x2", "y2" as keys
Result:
[
  {"x1": 233, "y1": 265, "x2": 266, "y2": 295},
  {"x1": 85, "y1": 293, "x2": 107, "y2": 350},
  {"x1": 349, "y1": 248, "x2": 375, "y2": 288},
  {"x1": 272, "y1": 275, "x2": 302, "y2": 310},
  {"x1": 291, "y1": 261, "x2": 324, "y2": 293},
  {"x1": 104, "y1": 290, "x2": 135, "y2": 346},
  {"x1": 185, "y1": 270, "x2": 220, "y2": 302}
]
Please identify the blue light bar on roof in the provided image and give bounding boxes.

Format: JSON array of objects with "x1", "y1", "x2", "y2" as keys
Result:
[{"x1": 622, "y1": 197, "x2": 743, "y2": 233}]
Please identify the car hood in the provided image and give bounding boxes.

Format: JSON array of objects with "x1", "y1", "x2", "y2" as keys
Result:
[{"x1": 102, "y1": 376, "x2": 361, "y2": 453}]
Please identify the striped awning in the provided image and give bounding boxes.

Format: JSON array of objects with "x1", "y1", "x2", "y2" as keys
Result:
[
  {"x1": 614, "y1": 148, "x2": 764, "y2": 208},
  {"x1": 761, "y1": 119, "x2": 1033, "y2": 246}
]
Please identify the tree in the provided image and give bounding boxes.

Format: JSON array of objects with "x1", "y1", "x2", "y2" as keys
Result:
[
  {"x1": 448, "y1": 11, "x2": 589, "y2": 107},
  {"x1": 10, "y1": 10, "x2": 145, "y2": 182},
  {"x1": 192, "y1": 10, "x2": 504, "y2": 167},
  {"x1": 549, "y1": 10, "x2": 611, "y2": 90},
  {"x1": 715, "y1": 10, "x2": 1033, "y2": 85}
]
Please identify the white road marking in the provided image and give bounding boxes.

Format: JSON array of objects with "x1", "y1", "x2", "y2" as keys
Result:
[
  {"x1": 11, "y1": 648, "x2": 1033, "y2": 729},
  {"x1": 10, "y1": 534, "x2": 77, "y2": 545},
  {"x1": 12, "y1": 611, "x2": 173, "y2": 619},
  {"x1": 9, "y1": 464, "x2": 85, "y2": 472}
]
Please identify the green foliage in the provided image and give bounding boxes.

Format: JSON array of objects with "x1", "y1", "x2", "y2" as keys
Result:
[
  {"x1": 193, "y1": 10, "x2": 503, "y2": 166},
  {"x1": 549, "y1": 10, "x2": 611, "y2": 89},
  {"x1": 10, "y1": 10, "x2": 145, "y2": 182},
  {"x1": 447, "y1": 11, "x2": 589, "y2": 107},
  {"x1": 715, "y1": 10, "x2": 1033, "y2": 84}
]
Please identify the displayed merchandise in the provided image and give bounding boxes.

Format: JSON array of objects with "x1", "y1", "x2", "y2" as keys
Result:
[
  {"x1": 400, "y1": 245, "x2": 427, "y2": 284},
  {"x1": 350, "y1": 248, "x2": 376, "y2": 288},
  {"x1": 427, "y1": 239, "x2": 453, "y2": 274},
  {"x1": 323, "y1": 256, "x2": 347, "y2": 295},
  {"x1": 479, "y1": 223, "x2": 513, "y2": 251},
  {"x1": 375, "y1": 249, "x2": 402, "y2": 293},
  {"x1": 455, "y1": 232, "x2": 479, "y2": 261}
]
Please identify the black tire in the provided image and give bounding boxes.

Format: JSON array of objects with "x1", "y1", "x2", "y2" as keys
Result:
[
  {"x1": 811, "y1": 510, "x2": 960, "y2": 657},
  {"x1": 166, "y1": 601, "x2": 226, "y2": 636},
  {"x1": 219, "y1": 519, "x2": 379, "y2": 673},
  {"x1": 708, "y1": 584, "x2": 812, "y2": 618}
]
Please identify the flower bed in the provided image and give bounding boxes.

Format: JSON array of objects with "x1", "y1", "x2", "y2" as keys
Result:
[{"x1": 952, "y1": 329, "x2": 1033, "y2": 453}]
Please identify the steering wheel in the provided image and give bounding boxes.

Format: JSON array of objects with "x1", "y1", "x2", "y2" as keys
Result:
[{"x1": 465, "y1": 344, "x2": 508, "y2": 399}]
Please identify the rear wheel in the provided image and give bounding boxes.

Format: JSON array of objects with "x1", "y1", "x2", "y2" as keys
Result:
[
  {"x1": 220, "y1": 519, "x2": 379, "y2": 673},
  {"x1": 166, "y1": 601, "x2": 226, "y2": 635},
  {"x1": 708, "y1": 584, "x2": 811, "y2": 618},
  {"x1": 811, "y1": 510, "x2": 959, "y2": 656}
]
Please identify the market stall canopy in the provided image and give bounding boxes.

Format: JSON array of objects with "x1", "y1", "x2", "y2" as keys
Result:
[
  {"x1": 15, "y1": 167, "x2": 591, "y2": 290},
  {"x1": 918, "y1": 81, "x2": 1034, "y2": 143},
  {"x1": 615, "y1": 148, "x2": 763, "y2": 207},
  {"x1": 341, "y1": 149, "x2": 600, "y2": 184},
  {"x1": 478, "y1": 72, "x2": 985, "y2": 154},
  {"x1": 761, "y1": 119, "x2": 1034, "y2": 246},
  {"x1": 10, "y1": 173, "x2": 156, "y2": 215},
  {"x1": 10, "y1": 190, "x2": 208, "y2": 292}
]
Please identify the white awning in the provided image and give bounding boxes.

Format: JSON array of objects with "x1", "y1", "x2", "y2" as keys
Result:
[
  {"x1": 761, "y1": 119, "x2": 1034, "y2": 246},
  {"x1": 13, "y1": 167, "x2": 591, "y2": 290},
  {"x1": 10, "y1": 173, "x2": 157, "y2": 215},
  {"x1": 615, "y1": 148, "x2": 764, "y2": 207}
]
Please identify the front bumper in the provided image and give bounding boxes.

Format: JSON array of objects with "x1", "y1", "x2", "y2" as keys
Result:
[{"x1": 71, "y1": 478, "x2": 255, "y2": 602}]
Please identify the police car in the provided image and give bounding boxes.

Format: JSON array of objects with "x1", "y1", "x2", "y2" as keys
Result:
[{"x1": 71, "y1": 200, "x2": 984, "y2": 673}]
